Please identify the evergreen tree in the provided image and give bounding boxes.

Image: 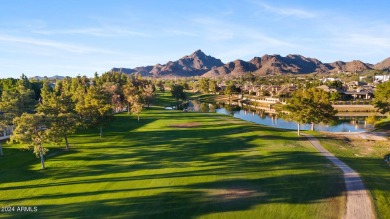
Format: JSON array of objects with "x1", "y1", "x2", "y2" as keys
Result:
[
  {"x1": 0, "y1": 78, "x2": 18, "y2": 97},
  {"x1": 224, "y1": 84, "x2": 236, "y2": 99},
  {"x1": 0, "y1": 76, "x2": 36, "y2": 155},
  {"x1": 37, "y1": 80, "x2": 77, "y2": 150},
  {"x1": 157, "y1": 80, "x2": 165, "y2": 93},
  {"x1": 12, "y1": 113, "x2": 50, "y2": 169},
  {"x1": 199, "y1": 78, "x2": 209, "y2": 93},
  {"x1": 75, "y1": 85, "x2": 113, "y2": 137},
  {"x1": 209, "y1": 80, "x2": 217, "y2": 94},
  {"x1": 170, "y1": 84, "x2": 186, "y2": 107}
]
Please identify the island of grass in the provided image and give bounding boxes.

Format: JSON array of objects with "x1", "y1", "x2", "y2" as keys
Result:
[{"x1": 0, "y1": 94, "x2": 350, "y2": 218}]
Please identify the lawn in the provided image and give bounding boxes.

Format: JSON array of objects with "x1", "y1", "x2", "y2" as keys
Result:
[
  {"x1": 1, "y1": 95, "x2": 345, "y2": 218},
  {"x1": 375, "y1": 117, "x2": 390, "y2": 132},
  {"x1": 316, "y1": 134, "x2": 390, "y2": 219},
  {"x1": 185, "y1": 92, "x2": 227, "y2": 104}
]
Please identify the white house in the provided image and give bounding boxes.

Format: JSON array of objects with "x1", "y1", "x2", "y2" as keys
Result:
[
  {"x1": 374, "y1": 75, "x2": 390, "y2": 83},
  {"x1": 320, "y1": 78, "x2": 341, "y2": 83}
]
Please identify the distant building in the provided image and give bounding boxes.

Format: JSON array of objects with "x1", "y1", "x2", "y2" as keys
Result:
[
  {"x1": 359, "y1": 76, "x2": 367, "y2": 81},
  {"x1": 316, "y1": 85, "x2": 340, "y2": 93},
  {"x1": 346, "y1": 81, "x2": 367, "y2": 90},
  {"x1": 343, "y1": 85, "x2": 375, "y2": 100},
  {"x1": 259, "y1": 85, "x2": 296, "y2": 98},
  {"x1": 343, "y1": 90, "x2": 374, "y2": 100},
  {"x1": 320, "y1": 78, "x2": 340, "y2": 83},
  {"x1": 374, "y1": 75, "x2": 390, "y2": 83}
]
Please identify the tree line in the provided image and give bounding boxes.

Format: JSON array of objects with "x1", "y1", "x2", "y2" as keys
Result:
[
  {"x1": 1, "y1": 73, "x2": 389, "y2": 168},
  {"x1": 0, "y1": 72, "x2": 159, "y2": 169}
]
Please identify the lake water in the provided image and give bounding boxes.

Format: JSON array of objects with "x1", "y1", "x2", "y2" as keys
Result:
[
  {"x1": 215, "y1": 108, "x2": 372, "y2": 132},
  {"x1": 185, "y1": 101, "x2": 373, "y2": 132}
]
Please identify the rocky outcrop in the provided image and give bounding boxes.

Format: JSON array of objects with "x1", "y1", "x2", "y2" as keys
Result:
[
  {"x1": 374, "y1": 57, "x2": 390, "y2": 71},
  {"x1": 111, "y1": 50, "x2": 224, "y2": 77}
]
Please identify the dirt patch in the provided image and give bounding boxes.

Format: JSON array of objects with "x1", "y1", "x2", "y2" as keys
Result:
[
  {"x1": 323, "y1": 133, "x2": 390, "y2": 157},
  {"x1": 169, "y1": 122, "x2": 201, "y2": 128},
  {"x1": 215, "y1": 116, "x2": 245, "y2": 124},
  {"x1": 206, "y1": 188, "x2": 263, "y2": 200},
  {"x1": 324, "y1": 132, "x2": 389, "y2": 141}
]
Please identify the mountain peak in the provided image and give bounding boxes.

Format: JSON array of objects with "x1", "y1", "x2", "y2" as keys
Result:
[
  {"x1": 193, "y1": 49, "x2": 204, "y2": 54},
  {"x1": 188, "y1": 49, "x2": 206, "y2": 58}
]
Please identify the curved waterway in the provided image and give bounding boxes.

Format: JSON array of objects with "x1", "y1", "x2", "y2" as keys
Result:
[{"x1": 186, "y1": 101, "x2": 373, "y2": 132}]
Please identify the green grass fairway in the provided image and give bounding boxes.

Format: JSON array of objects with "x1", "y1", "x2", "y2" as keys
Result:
[{"x1": 1, "y1": 103, "x2": 345, "y2": 218}]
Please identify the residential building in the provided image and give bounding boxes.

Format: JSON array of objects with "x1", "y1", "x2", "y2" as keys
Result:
[{"x1": 374, "y1": 75, "x2": 390, "y2": 83}]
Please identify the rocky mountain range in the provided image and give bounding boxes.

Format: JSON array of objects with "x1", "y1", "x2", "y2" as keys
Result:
[
  {"x1": 112, "y1": 50, "x2": 224, "y2": 78},
  {"x1": 111, "y1": 50, "x2": 390, "y2": 78},
  {"x1": 374, "y1": 57, "x2": 390, "y2": 71}
]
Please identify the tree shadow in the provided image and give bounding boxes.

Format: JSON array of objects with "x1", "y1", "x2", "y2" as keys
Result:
[
  {"x1": 3, "y1": 170, "x2": 344, "y2": 219},
  {"x1": 2, "y1": 110, "x2": 388, "y2": 218}
]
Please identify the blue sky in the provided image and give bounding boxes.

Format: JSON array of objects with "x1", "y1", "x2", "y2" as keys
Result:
[{"x1": 1, "y1": 0, "x2": 390, "y2": 78}]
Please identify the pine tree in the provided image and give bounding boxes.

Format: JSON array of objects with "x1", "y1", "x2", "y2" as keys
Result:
[
  {"x1": 224, "y1": 84, "x2": 236, "y2": 100},
  {"x1": 0, "y1": 76, "x2": 36, "y2": 155},
  {"x1": 75, "y1": 85, "x2": 113, "y2": 137},
  {"x1": 170, "y1": 84, "x2": 186, "y2": 108},
  {"x1": 157, "y1": 80, "x2": 165, "y2": 93},
  {"x1": 12, "y1": 113, "x2": 50, "y2": 169},
  {"x1": 37, "y1": 80, "x2": 77, "y2": 150},
  {"x1": 199, "y1": 78, "x2": 209, "y2": 93},
  {"x1": 209, "y1": 80, "x2": 217, "y2": 94}
]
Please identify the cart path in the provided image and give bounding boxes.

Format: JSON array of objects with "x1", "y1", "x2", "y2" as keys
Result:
[{"x1": 303, "y1": 134, "x2": 375, "y2": 219}]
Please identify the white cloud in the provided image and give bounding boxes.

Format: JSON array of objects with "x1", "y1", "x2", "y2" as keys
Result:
[
  {"x1": 0, "y1": 34, "x2": 113, "y2": 54},
  {"x1": 252, "y1": 1, "x2": 316, "y2": 19},
  {"x1": 32, "y1": 27, "x2": 151, "y2": 37}
]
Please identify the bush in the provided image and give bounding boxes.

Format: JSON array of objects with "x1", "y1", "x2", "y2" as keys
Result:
[{"x1": 366, "y1": 115, "x2": 379, "y2": 125}]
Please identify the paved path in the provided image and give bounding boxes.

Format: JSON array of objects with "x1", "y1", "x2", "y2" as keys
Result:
[{"x1": 304, "y1": 134, "x2": 375, "y2": 219}]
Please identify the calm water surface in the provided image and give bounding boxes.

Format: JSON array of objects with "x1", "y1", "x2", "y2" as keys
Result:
[
  {"x1": 186, "y1": 100, "x2": 373, "y2": 132},
  {"x1": 215, "y1": 108, "x2": 372, "y2": 132}
]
